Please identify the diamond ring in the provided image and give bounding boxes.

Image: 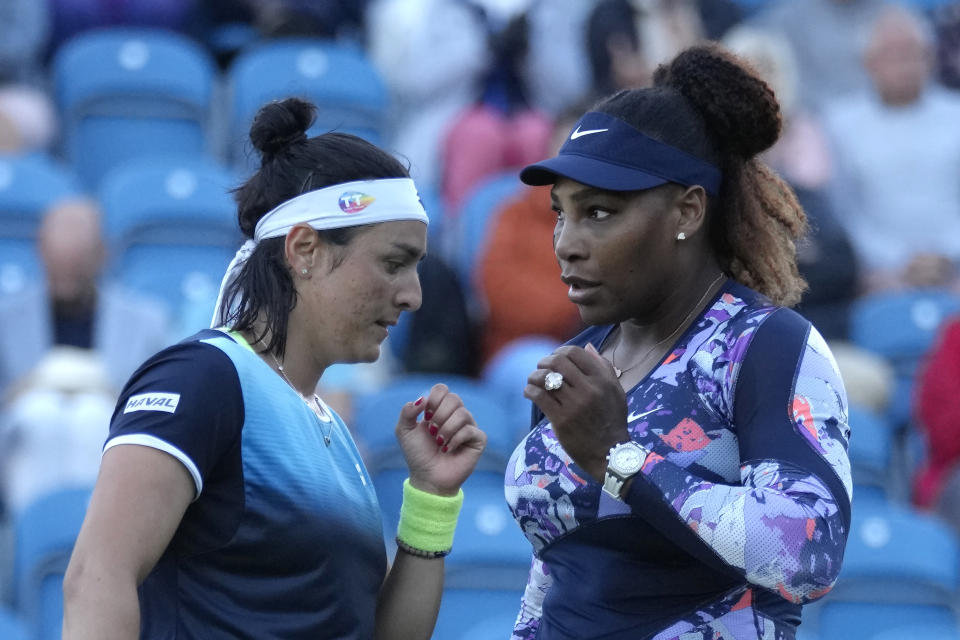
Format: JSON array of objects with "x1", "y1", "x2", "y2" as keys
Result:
[{"x1": 544, "y1": 371, "x2": 564, "y2": 391}]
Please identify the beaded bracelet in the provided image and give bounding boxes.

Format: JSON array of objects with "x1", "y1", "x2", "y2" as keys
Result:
[
  {"x1": 396, "y1": 478, "x2": 464, "y2": 557},
  {"x1": 395, "y1": 536, "x2": 450, "y2": 559}
]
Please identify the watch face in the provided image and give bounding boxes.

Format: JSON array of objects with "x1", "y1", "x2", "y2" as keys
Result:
[{"x1": 612, "y1": 445, "x2": 644, "y2": 474}]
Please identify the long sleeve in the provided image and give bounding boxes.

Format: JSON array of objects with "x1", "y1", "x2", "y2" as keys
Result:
[
  {"x1": 511, "y1": 555, "x2": 552, "y2": 640},
  {"x1": 625, "y1": 309, "x2": 852, "y2": 604}
]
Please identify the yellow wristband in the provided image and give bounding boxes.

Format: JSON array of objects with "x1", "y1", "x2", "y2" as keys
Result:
[{"x1": 396, "y1": 478, "x2": 464, "y2": 554}]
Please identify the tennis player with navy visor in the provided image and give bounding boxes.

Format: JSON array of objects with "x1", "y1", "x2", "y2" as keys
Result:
[{"x1": 506, "y1": 45, "x2": 851, "y2": 640}]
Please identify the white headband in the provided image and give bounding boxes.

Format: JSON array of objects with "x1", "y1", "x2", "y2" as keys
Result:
[{"x1": 211, "y1": 177, "x2": 428, "y2": 327}]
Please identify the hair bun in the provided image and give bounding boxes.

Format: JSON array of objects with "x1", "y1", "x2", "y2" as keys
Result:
[
  {"x1": 249, "y1": 97, "x2": 317, "y2": 158},
  {"x1": 654, "y1": 44, "x2": 781, "y2": 159}
]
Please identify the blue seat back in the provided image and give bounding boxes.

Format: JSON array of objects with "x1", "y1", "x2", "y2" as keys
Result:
[
  {"x1": 850, "y1": 289, "x2": 960, "y2": 375},
  {"x1": 0, "y1": 606, "x2": 29, "y2": 640},
  {"x1": 434, "y1": 587, "x2": 523, "y2": 640},
  {"x1": 353, "y1": 374, "x2": 517, "y2": 473},
  {"x1": 870, "y1": 622, "x2": 960, "y2": 640},
  {"x1": 227, "y1": 39, "x2": 388, "y2": 170},
  {"x1": 847, "y1": 405, "x2": 894, "y2": 494},
  {"x1": 805, "y1": 500, "x2": 960, "y2": 640},
  {"x1": 457, "y1": 610, "x2": 520, "y2": 640},
  {"x1": 13, "y1": 487, "x2": 92, "y2": 631},
  {"x1": 453, "y1": 172, "x2": 523, "y2": 297},
  {"x1": 53, "y1": 27, "x2": 216, "y2": 187},
  {"x1": 850, "y1": 289, "x2": 960, "y2": 427},
  {"x1": 0, "y1": 154, "x2": 81, "y2": 293},
  {"x1": 99, "y1": 156, "x2": 240, "y2": 314},
  {"x1": 482, "y1": 336, "x2": 562, "y2": 440}
]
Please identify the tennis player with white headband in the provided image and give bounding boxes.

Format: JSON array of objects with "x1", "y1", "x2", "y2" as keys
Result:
[{"x1": 64, "y1": 97, "x2": 487, "y2": 640}]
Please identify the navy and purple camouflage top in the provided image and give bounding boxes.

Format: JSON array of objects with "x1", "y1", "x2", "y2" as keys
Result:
[{"x1": 505, "y1": 279, "x2": 852, "y2": 640}]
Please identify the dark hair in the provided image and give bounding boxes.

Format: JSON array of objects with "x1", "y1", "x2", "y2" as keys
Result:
[
  {"x1": 595, "y1": 43, "x2": 808, "y2": 306},
  {"x1": 221, "y1": 97, "x2": 410, "y2": 357},
  {"x1": 587, "y1": 0, "x2": 642, "y2": 96}
]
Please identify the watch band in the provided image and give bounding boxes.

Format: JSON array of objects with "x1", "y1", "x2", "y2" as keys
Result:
[
  {"x1": 602, "y1": 473, "x2": 627, "y2": 500},
  {"x1": 601, "y1": 441, "x2": 648, "y2": 501}
]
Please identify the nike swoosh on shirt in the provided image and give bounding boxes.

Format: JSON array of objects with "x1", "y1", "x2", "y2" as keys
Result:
[
  {"x1": 570, "y1": 126, "x2": 609, "y2": 140},
  {"x1": 628, "y1": 407, "x2": 663, "y2": 422}
]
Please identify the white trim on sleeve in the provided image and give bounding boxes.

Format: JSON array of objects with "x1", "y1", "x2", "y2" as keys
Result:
[{"x1": 103, "y1": 434, "x2": 203, "y2": 500}]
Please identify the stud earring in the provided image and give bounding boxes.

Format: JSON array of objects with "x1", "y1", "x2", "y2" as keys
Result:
[
  {"x1": 677, "y1": 232, "x2": 687, "y2": 241},
  {"x1": 301, "y1": 268, "x2": 309, "y2": 275}
]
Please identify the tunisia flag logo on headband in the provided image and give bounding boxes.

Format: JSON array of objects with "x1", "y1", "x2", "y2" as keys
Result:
[{"x1": 339, "y1": 192, "x2": 375, "y2": 214}]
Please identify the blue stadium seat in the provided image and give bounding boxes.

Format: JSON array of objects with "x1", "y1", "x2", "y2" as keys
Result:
[
  {"x1": 374, "y1": 469, "x2": 529, "y2": 575},
  {"x1": 352, "y1": 374, "x2": 518, "y2": 474},
  {"x1": 803, "y1": 500, "x2": 960, "y2": 640},
  {"x1": 871, "y1": 622, "x2": 960, "y2": 639},
  {"x1": 13, "y1": 487, "x2": 92, "y2": 640},
  {"x1": 227, "y1": 39, "x2": 388, "y2": 170},
  {"x1": 453, "y1": 171, "x2": 523, "y2": 303},
  {"x1": 435, "y1": 587, "x2": 524, "y2": 640},
  {"x1": 98, "y1": 155, "x2": 241, "y2": 319},
  {"x1": 482, "y1": 336, "x2": 562, "y2": 441},
  {"x1": 0, "y1": 605, "x2": 29, "y2": 640},
  {"x1": 0, "y1": 154, "x2": 81, "y2": 294},
  {"x1": 456, "y1": 609, "x2": 519, "y2": 640},
  {"x1": 850, "y1": 289, "x2": 960, "y2": 426},
  {"x1": 847, "y1": 405, "x2": 894, "y2": 498},
  {"x1": 52, "y1": 28, "x2": 216, "y2": 188},
  {"x1": 372, "y1": 468, "x2": 529, "y2": 640}
]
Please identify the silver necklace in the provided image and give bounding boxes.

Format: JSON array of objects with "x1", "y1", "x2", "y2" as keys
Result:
[
  {"x1": 271, "y1": 353, "x2": 332, "y2": 446},
  {"x1": 610, "y1": 272, "x2": 725, "y2": 379}
]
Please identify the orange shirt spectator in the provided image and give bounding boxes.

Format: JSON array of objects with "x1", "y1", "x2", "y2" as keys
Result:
[{"x1": 477, "y1": 185, "x2": 581, "y2": 365}]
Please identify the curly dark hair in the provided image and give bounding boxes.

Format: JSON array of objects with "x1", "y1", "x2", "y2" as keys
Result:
[{"x1": 596, "y1": 43, "x2": 808, "y2": 306}]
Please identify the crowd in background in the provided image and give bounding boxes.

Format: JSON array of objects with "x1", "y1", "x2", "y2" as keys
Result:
[{"x1": 3, "y1": 0, "x2": 960, "y2": 629}]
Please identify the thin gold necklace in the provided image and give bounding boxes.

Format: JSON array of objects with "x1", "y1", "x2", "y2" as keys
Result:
[
  {"x1": 611, "y1": 272, "x2": 725, "y2": 379},
  {"x1": 271, "y1": 353, "x2": 333, "y2": 446}
]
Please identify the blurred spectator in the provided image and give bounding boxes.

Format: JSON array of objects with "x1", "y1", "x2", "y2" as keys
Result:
[
  {"x1": 440, "y1": 10, "x2": 553, "y2": 212},
  {"x1": 823, "y1": 6, "x2": 960, "y2": 293},
  {"x1": 933, "y1": 2, "x2": 960, "y2": 89},
  {"x1": 367, "y1": 0, "x2": 489, "y2": 191},
  {"x1": 724, "y1": 26, "x2": 858, "y2": 340},
  {"x1": 0, "y1": 347, "x2": 113, "y2": 515},
  {"x1": 187, "y1": 0, "x2": 258, "y2": 68},
  {"x1": 913, "y1": 316, "x2": 960, "y2": 511},
  {"x1": 524, "y1": 0, "x2": 734, "y2": 119},
  {"x1": 724, "y1": 25, "x2": 833, "y2": 191},
  {"x1": 0, "y1": 0, "x2": 50, "y2": 84},
  {"x1": 399, "y1": 252, "x2": 478, "y2": 376},
  {"x1": 586, "y1": 0, "x2": 653, "y2": 98},
  {"x1": 48, "y1": 0, "x2": 197, "y2": 52},
  {"x1": 695, "y1": 0, "x2": 743, "y2": 41},
  {"x1": 0, "y1": 85, "x2": 57, "y2": 154},
  {"x1": 0, "y1": 197, "x2": 171, "y2": 397},
  {"x1": 749, "y1": 0, "x2": 890, "y2": 112},
  {"x1": 633, "y1": 0, "x2": 706, "y2": 69},
  {"x1": 249, "y1": 0, "x2": 369, "y2": 42},
  {"x1": 524, "y1": 0, "x2": 599, "y2": 115},
  {"x1": 476, "y1": 108, "x2": 584, "y2": 366}
]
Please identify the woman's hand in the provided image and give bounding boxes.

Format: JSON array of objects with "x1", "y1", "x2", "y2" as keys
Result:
[
  {"x1": 395, "y1": 383, "x2": 487, "y2": 496},
  {"x1": 524, "y1": 344, "x2": 629, "y2": 482}
]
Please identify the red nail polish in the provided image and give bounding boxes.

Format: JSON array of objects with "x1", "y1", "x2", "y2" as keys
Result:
[
  {"x1": 429, "y1": 425, "x2": 438, "y2": 436},
  {"x1": 414, "y1": 397, "x2": 424, "y2": 406},
  {"x1": 436, "y1": 435, "x2": 444, "y2": 445},
  {"x1": 424, "y1": 411, "x2": 433, "y2": 420},
  {"x1": 441, "y1": 445, "x2": 448, "y2": 453}
]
